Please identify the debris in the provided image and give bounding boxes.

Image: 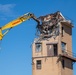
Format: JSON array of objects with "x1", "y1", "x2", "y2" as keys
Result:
[{"x1": 36, "y1": 11, "x2": 65, "y2": 39}]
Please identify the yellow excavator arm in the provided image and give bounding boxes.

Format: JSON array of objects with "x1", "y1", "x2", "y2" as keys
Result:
[{"x1": 0, "y1": 13, "x2": 40, "y2": 40}]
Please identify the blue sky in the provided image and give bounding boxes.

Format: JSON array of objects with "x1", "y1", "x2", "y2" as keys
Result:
[{"x1": 0, "y1": 0, "x2": 76, "y2": 75}]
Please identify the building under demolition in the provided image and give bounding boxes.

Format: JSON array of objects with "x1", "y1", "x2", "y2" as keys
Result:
[{"x1": 32, "y1": 11, "x2": 76, "y2": 75}]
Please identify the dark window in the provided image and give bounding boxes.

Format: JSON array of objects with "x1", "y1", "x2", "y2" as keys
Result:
[
  {"x1": 53, "y1": 44, "x2": 58, "y2": 56},
  {"x1": 36, "y1": 60, "x2": 41, "y2": 69},
  {"x1": 62, "y1": 27, "x2": 64, "y2": 37},
  {"x1": 71, "y1": 62, "x2": 73, "y2": 69},
  {"x1": 47, "y1": 44, "x2": 58, "y2": 56},
  {"x1": 35, "y1": 43, "x2": 42, "y2": 52},
  {"x1": 62, "y1": 59, "x2": 65, "y2": 68}
]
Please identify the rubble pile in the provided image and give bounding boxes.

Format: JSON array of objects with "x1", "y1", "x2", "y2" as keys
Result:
[{"x1": 36, "y1": 11, "x2": 65, "y2": 38}]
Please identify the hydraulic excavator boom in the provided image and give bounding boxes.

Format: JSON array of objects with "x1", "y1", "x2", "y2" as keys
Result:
[{"x1": 0, "y1": 13, "x2": 40, "y2": 40}]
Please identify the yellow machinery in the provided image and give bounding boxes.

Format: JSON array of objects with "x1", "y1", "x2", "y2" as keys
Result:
[{"x1": 0, "y1": 13, "x2": 39, "y2": 40}]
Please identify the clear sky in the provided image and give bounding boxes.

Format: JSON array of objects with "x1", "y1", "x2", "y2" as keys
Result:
[{"x1": 0, "y1": 0, "x2": 76, "y2": 75}]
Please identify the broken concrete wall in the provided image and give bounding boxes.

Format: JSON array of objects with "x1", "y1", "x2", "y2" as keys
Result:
[{"x1": 36, "y1": 11, "x2": 65, "y2": 39}]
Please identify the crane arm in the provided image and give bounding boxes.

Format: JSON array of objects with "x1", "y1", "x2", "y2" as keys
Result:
[
  {"x1": 2, "y1": 13, "x2": 31, "y2": 30},
  {"x1": 0, "y1": 13, "x2": 40, "y2": 40}
]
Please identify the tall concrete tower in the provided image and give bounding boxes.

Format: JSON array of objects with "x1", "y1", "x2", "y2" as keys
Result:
[{"x1": 32, "y1": 11, "x2": 76, "y2": 75}]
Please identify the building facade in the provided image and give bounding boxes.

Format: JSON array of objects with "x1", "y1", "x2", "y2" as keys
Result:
[{"x1": 32, "y1": 12, "x2": 76, "y2": 75}]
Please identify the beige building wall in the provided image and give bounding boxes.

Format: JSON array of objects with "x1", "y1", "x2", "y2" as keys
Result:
[
  {"x1": 32, "y1": 36, "x2": 59, "y2": 57},
  {"x1": 61, "y1": 22, "x2": 72, "y2": 54},
  {"x1": 32, "y1": 57, "x2": 61, "y2": 75},
  {"x1": 32, "y1": 22, "x2": 73, "y2": 75},
  {"x1": 60, "y1": 23, "x2": 73, "y2": 75}
]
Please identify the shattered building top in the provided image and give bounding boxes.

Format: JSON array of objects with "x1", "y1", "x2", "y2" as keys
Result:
[{"x1": 36, "y1": 11, "x2": 73, "y2": 40}]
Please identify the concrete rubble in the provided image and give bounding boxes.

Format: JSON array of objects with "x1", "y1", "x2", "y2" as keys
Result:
[{"x1": 35, "y1": 11, "x2": 71, "y2": 40}]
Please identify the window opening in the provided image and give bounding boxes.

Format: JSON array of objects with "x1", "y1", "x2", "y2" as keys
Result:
[
  {"x1": 35, "y1": 43, "x2": 42, "y2": 52},
  {"x1": 62, "y1": 59, "x2": 65, "y2": 68},
  {"x1": 47, "y1": 44, "x2": 58, "y2": 56},
  {"x1": 62, "y1": 27, "x2": 64, "y2": 37},
  {"x1": 61, "y1": 42, "x2": 66, "y2": 53},
  {"x1": 36, "y1": 60, "x2": 41, "y2": 69},
  {"x1": 53, "y1": 44, "x2": 58, "y2": 56}
]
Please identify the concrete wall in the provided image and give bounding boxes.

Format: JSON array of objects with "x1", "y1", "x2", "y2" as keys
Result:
[
  {"x1": 32, "y1": 22, "x2": 73, "y2": 75},
  {"x1": 60, "y1": 23, "x2": 73, "y2": 75},
  {"x1": 32, "y1": 57, "x2": 61, "y2": 75},
  {"x1": 32, "y1": 36, "x2": 59, "y2": 57},
  {"x1": 61, "y1": 23, "x2": 72, "y2": 54}
]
